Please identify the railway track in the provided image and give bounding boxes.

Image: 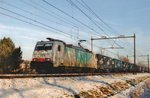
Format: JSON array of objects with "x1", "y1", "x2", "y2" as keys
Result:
[
  {"x1": 0, "y1": 73, "x2": 113, "y2": 79},
  {"x1": 0, "y1": 72, "x2": 137, "y2": 79}
]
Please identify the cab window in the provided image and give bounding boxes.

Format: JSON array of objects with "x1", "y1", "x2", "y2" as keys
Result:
[{"x1": 58, "y1": 45, "x2": 61, "y2": 51}]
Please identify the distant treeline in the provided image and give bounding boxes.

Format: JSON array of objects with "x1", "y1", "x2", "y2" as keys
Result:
[{"x1": 0, "y1": 37, "x2": 22, "y2": 73}]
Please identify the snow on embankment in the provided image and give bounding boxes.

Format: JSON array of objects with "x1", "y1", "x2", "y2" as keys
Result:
[
  {"x1": 130, "y1": 78, "x2": 150, "y2": 98},
  {"x1": 110, "y1": 74, "x2": 150, "y2": 98},
  {"x1": 0, "y1": 73, "x2": 150, "y2": 98}
]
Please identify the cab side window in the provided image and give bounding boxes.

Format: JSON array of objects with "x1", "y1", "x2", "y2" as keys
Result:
[{"x1": 58, "y1": 45, "x2": 61, "y2": 51}]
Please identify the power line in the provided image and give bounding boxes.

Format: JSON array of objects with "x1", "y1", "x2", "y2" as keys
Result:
[
  {"x1": 76, "y1": 0, "x2": 124, "y2": 38},
  {"x1": 76, "y1": 0, "x2": 125, "y2": 42},
  {"x1": 86, "y1": 40, "x2": 118, "y2": 57},
  {"x1": 0, "y1": 6, "x2": 72, "y2": 37},
  {"x1": 0, "y1": 6, "x2": 119, "y2": 58},
  {"x1": 91, "y1": 34, "x2": 136, "y2": 65},
  {"x1": 0, "y1": 2, "x2": 114, "y2": 55},
  {"x1": 68, "y1": 0, "x2": 114, "y2": 37},
  {"x1": 42, "y1": 0, "x2": 125, "y2": 56},
  {"x1": 21, "y1": 0, "x2": 98, "y2": 38},
  {"x1": 75, "y1": 0, "x2": 114, "y2": 34},
  {"x1": 42, "y1": 0, "x2": 103, "y2": 37},
  {"x1": 66, "y1": 0, "x2": 125, "y2": 51},
  {"x1": 0, "y1": 0, "x2": 81, "y2": 39},
  {"x1": 67, "y1": 0, "x2": 106, "y2": 34},
  {"x1": 0, "y1": 1, "x2": 71, "y2": 28},
  {"x1": 78, "y1": 0, "x2": 135, "y2": 54},
  {"x1": 30, "y1": 0, "x2": 81, "y2": 28},
  {"x1": 80, "y1": 0, "x2": 120, "y2": 35},
  {"x1": 42, "y1": 0, "x2": 124, "y2": 52},
  {"x1": 20, "y1": 0, "x2": 80, "y2": 30},
  {"x1": 69, "y1": 0, "x2": 133, "y2": 56},
  {"x1": 0, "y1": 0, "x2": 136, "y2": 58},
  {"x1": 0, "y1": 12, "x2": 59, "y2": 34}
]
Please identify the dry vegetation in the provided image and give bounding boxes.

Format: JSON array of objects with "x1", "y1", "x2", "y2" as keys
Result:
[
  {"x1": 77, "y1": 75, "x2": 150, "y2": 98},
  {"x1": 130, "y1": 78, "x2": 150, "y2": 98}
]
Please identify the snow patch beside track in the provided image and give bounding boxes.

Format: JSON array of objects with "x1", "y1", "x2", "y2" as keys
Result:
[{"x1": 0, "y1": 73, "x2": 150, "y2": 98}]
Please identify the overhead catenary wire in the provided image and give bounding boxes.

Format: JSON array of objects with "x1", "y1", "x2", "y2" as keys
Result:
[
  {"x1": 76, "y1": 0, "x2": 135, "y2": 51},
  {"x1": 0, "y1": 0, "x2": 71, "y2": 28},
  {"x1": 21, "y1": 0, "x2": 100, "y2": 39},
  {"x1": 42, "y1": 0, "x2": 103, "y2": 37},
  {"x1": 0, "y1": 1, "x2": 88, "y2": 40},
  {"x1": 86, "y1": 41, "x2": 118, "y2": 56},
  {"x1": 79, "y1": 0, "x2": 120, "y2": 35},
  {"x1": 75, "y1": 0, "x2": 119, "y2": 36},
  {"x1": 42, "y1": 0, "x2": 128, "y2": 56},
  {"x1": 20, "y1": 0, "x2": 80, "y2": 30},
  {"x1": 0, "y1": 11, "x2": 118, "y2": 57},
  {"x1": 0, "y1": 6, "x2": 72, "y2": 37},
  {"x1": 0, "y1": 0, "x2": 138, "y2": 59},
  {"x1": 41, "y1": 0, "x2": 124, "y2": 57},
  {"x1": 0, "y1": 7, "x2": 119, "y2": 57},
  {"x1": 66, "y1": 0, "x2": 108, "y2": 35},
  {"x1": 31, "y1": 0, "x2": 132, "y2": 57},
  {"x1": 68, "y1": 0, "x2": 136, "y2": 56},
  {"x1": 66, "y1": 0, "x2": 125, "y2": 49},
  {"x1": 0, "y1": 12, "x2": 60, "y2": 35}
]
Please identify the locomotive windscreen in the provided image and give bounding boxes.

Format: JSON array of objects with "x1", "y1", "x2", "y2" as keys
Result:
[{"x1": 35, "y1": 43, "x2": 53, "y2": 50}]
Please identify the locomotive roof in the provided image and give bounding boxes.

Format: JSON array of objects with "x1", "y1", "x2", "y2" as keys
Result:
[
  {"x1": 37, "y1": 41, "x2": 53, "y2": 44},
  {"x1": 37, "y1": 38, "x2": 66, "y2": 45},
  {"x1": 66, "y1": 44, "x2": 92, "y2": 53},
  {"x1": 46, "y1": 38, "x2": 92, "y2": 53},
  {"x1": 36, "y1": 38, "x2": 92, "y2": 53},
  {"x1": 46, "y1": 37, "x2": 66, "y2": 44}
]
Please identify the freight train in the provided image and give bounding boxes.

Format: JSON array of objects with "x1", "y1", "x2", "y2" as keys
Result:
[{"x1": 30, "y1": 38, "x2": 147, "y2": 73}]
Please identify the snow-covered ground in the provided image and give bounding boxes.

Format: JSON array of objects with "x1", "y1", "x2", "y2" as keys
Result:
[{"x1": 0, "y1": 73, "x2": 150, "y2": 98}]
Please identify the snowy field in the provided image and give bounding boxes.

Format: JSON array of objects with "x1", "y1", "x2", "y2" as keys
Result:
[{"x1": 0, "y1": 73, "x2": 150, "y2": 98}]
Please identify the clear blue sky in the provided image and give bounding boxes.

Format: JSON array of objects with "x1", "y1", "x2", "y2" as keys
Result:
[{"x1": 0, "y1": 0, "x2": 150, "y2": 64}]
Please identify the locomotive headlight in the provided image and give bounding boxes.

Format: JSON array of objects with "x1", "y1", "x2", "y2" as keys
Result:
[
  {"x1": 46, "y1": 58, "x2": 51, "y2": 61},
  {"x1": 32, "y1": 58, "x2": 37, "y2": 61}
]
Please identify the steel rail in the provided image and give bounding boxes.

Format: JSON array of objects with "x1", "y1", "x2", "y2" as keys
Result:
[{"x1": 0, "y1": 72, "x2": 137, "y2": 79}]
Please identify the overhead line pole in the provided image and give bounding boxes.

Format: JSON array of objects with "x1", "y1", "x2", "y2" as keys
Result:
[
  {"x1": 91, "y1": 33, "x2": 136, "y2": 65},
  {"x1": 134, "y1": 33, "x2": 136, "y2": 66},
  {"x1": 147, "y1": 54, "x2": 149, "y2": 72}
]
